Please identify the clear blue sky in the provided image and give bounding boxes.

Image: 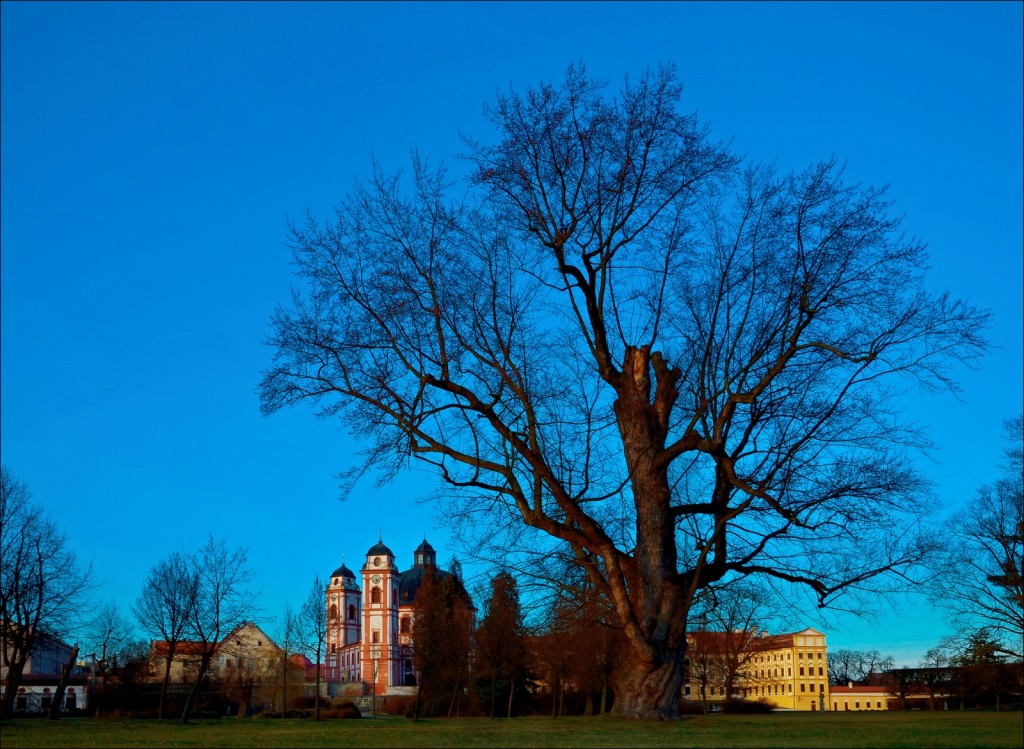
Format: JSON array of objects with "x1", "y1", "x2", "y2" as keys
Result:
[{"x1": 2, "y1": 1, "x2": 1021, "y2": 667}]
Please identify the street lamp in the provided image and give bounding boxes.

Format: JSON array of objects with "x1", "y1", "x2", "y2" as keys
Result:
[{"x1": 370, "y1": 645, "x2": 381, "y2": 718}]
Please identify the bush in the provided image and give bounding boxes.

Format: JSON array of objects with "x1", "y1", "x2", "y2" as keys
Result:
[
  {"x1": 319, "y1": 702, "x2": 361, "y2": 719},
  {"x1": 678, "y1": 699, "x2": 707, "y2": 715},
  {"x1": 722, "y1": 698, "x2": 774, "y2": 714}
]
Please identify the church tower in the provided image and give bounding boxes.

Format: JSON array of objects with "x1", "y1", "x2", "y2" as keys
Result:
[
  {"x1": 360, "y1": 537, "x2": 399, "y2": 695},
  {"x1": 325, "y1": 561, "x2": 360, "y2": 682}
]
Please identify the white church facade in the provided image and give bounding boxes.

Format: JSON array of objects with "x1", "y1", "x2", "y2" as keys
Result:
[{"x1": 324, "y1": 537, "x2": 465, "y2": 697}]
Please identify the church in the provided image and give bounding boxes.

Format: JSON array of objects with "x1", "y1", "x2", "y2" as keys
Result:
[{"x1": 323, "y1": 537, "x2": 470, "y2": 697}]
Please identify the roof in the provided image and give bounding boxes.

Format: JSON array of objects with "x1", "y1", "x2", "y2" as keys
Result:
[
  {"x1": 831, "y1": 685, "x2": 891, "y2": 695},
  {"x1": 330, "y1": 563, "x2": 356, "y2": 579},
  {"x1": 397, "y1": 565, "x2": 473, "y2": 608},
  {"x1": 150, "y1": 640, "x2": 211, "y2": 657},
  {"x1": 366, "y1": 541, "x2": 395, "y2": 558}
]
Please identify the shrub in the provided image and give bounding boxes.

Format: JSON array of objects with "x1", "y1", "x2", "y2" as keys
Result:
[
  {"x1": 722, "y1": 698, "x2": 774, "y2": 714},
  {"x1": 319, "y1": 702, "x2": 361, "y2": 719},
  {"x1": 678, "y1": 699, "x2": 707, "y2": 715}
]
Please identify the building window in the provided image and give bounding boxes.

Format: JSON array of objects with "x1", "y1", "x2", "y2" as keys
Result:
[
  {"x1": 371, "y1": 587, "x2": 382, "y2": 604},
  {"x1": 876, "y1": 701, "x2": 881, "y2": 709},
  {"x1": 818, "y1": 667, "x2": 823, "y2": 676},
  {"x1": 330, "y1": 604, "x2": 338, "y2": 620},
  {"x1": 400, "y1": 616, "x2": 411, "y2": 634},
  {"x1": 800, "y1": 683, "x2": 805, "y2": 692},
  {"x1": 348, "y1": 604, "x2": 357, "y2": 620},
  {"x1": 372, "y1": 630, "x2": 380, "y2": 643},
  {"x1": 809, "y1": 683, "x2": 815, "y2": 692},
  {"x1": 855, "y1": 701, "x2": 860, "y2": 709},
  {"x1": 799, "y1": 667, "x2": 804, "y2": 676}
]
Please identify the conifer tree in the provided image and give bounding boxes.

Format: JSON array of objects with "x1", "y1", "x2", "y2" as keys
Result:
[{"x1": 476, "y1": 572, "x2": 529, "y2": 718}]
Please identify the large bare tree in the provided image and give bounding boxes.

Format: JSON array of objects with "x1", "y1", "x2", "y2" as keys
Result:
[
  {"x1": 260, "y1": 64, "x2": 989, "y2": 718},
  {"x1": 0, "y1": 466, "x2": 93, "y2": 720}
]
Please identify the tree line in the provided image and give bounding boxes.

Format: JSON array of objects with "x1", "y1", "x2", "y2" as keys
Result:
[{"x1": 1, "y1": 408, "x2": 1018, "y2": 718}]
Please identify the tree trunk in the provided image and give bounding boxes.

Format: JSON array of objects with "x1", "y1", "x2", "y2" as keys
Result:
[
  {"x1": 611, "y1": 653, "x2": 686, "y2": 720},
  {"x1": 447, "y1": 672, "x2": 460, "y2": 719},
  {"x1": 48, "y1": 644, "x2": 79, "y2": 719},
  {"x1": 314, "y1": 663, "x2": 321, "y2": 721},
  {"x1": 507, "y1": 676, "x2": 515, "y2": 718},
  {"x1": 1, "y1": 660, "x2": 26, "y2": 720},
  {"x1": 600, "y1": 671, "x2": 609, "y2": 715},
  {"x1": 179, "y1": 651, "x2": 213, "y2": 724},
  {"x1": 158, "y1": 650, "x2": 175, "y2": 720}
]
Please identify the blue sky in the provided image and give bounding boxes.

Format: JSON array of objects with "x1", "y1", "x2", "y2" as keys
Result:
[{"x1": 2, "y1": 1, "x2": 1021, "y2": 666}]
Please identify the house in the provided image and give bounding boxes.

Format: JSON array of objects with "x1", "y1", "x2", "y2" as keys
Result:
[
  {"x1": 0, "y1": 629, "x2": 88, "y2": 714},
  {"x1": 683, "y1": 627, "x2": 831, "y2": 711},
  {"x1": 147, "y1": 621, "x2": 282, "y2": 685}
]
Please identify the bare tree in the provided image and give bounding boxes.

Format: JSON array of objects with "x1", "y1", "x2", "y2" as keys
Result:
[
  {"x1": 689, "y1": 581, "x2": 780, "y2": 702},
  {"x1": 132, "y1": 551, "x2": 199, "y2": 719},
  {"x1": 298, "y1": 574, "x2": 327, "y2": 719},
  {"x1": 260, "y1": 64, "x2": 989, "y2": 718},
  {"x1": 0, "y1": 466, "x2": 93, "y2": 720},
  {"x1": 932, "y1": 415, "x2": 1023, "y2": 658},
  {"x1": 83, "y1": 600, "x2": 135, "y2": 716},
  {"x1": 179, "y1": 536, "x2": 255, "y2": 724},
  {"x1": 919, "y1": 645, "x2": 952, "y2": 710},
  {"x1": 274, "y1": 603, "x2": 301, "y2": 711}
]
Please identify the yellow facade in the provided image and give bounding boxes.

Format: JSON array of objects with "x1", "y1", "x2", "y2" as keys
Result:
[{"x1": 684, "y1": 627, "x2": 831, "y2": 711}]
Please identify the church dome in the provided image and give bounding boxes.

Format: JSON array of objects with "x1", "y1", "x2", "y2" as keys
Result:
[
  {"x1": 398, "y1": 566, "x2": 434, "y2": 605},
  {"x1": 366, "y1": 540, "x2": 395, "y2": 558},
  {"x1": 330, "y1": 563, "x2": 355, "y2": 579}
]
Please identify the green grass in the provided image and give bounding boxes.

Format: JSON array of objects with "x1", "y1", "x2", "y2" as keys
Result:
[{"x1": 1, "y1": 712, "x2": 1021, "y2": 748}]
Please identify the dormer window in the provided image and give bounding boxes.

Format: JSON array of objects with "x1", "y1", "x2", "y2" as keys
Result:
[{"x1": 416, "y1": 553, "x2": 424, "y2": 565}]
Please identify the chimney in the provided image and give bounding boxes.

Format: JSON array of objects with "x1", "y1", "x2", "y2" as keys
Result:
[{"x1": 848, "y1": 681, "x2": 853, "y2": 689}]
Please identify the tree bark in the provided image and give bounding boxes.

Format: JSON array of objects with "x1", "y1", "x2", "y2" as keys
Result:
[
  {"x1": 48, "y1": 644, "x2": 79, "y2": 719},
  {"x1": 611, "y1": 651, "x2": 686, "y2": 720},
  {"x1": 179, "y1": 651, "x2": 213, "y2": 724}
]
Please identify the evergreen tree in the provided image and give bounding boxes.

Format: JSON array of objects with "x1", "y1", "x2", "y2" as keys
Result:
[
  {"x1": 411, "y1": 566, "x2": 473, "y2": 718},
  {"x1": 476, "y1": 571, "x2": 530, "y2": 718}
]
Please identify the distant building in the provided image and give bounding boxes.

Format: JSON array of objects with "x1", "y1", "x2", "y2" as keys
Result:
[
  {"x1": 829, "y1": 682, "x2": 890, "y2": 711},
  {"x1": 0, "y1": 629, "x2": 88, "y2": 714},
  {"x1": 323, "y1": 537, "x2": 473, "y2": 698},
  {"x1": 684, "y1": 627, "x2": 831, "y2": 711}
]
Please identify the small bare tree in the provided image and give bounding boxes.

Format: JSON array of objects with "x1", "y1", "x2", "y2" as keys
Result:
[
  {"x1": 932, "y1": 415, "x2": 1023, "y2": 658},
  {"x1": 179, "y1": 536, "x2": 255, "y2": 724},
  {"x1": 83, "y1": 600, "x2": 135, "y2": 716},
  {"x1": 298, "y1": 574, "x2": 327, "y2": 719},
  {"x1": 1, "y1": 466, "x2": 93, "y2": 720},
  {"x1": 132, "y1": 551, "x2": 199, "y2": 719}
]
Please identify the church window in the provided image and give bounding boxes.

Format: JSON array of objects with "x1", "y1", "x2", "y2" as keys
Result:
[
  {"x1": 400, "y1": 616, "x2": 411, "y2": 634},
  {"x1": 348, "y1": 604, "x2": 356, "y2": 620},
  {"x1": 329, "y1": 604, "x2": 338, "y2": 620},
  {"x1": 371, "y1": 586, "x2": 382, "y2": 604},
  {"x1": 372, "y1": 630, "x2": 380, "y2": 643}
]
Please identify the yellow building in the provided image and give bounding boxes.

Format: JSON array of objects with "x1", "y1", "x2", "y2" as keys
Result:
[{"x1": 684, "y1": 627, "x2": 830, "y2": 711}]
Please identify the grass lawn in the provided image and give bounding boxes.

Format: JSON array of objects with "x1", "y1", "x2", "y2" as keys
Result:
[{"x1": 0, "y1": 711, "x2": 1021, "y2": 748}]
